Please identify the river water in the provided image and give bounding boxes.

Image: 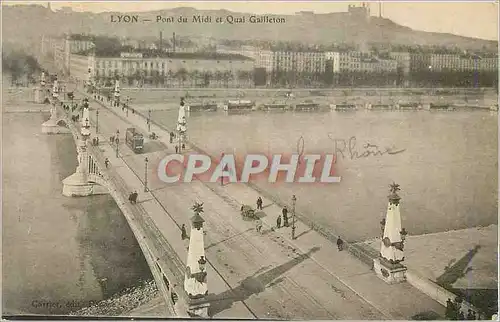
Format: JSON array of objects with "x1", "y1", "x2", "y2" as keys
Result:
[
  {"x1": 2, "y1": 112, "x2": 152, "y2": 315},
  {"x1": 147, "y1": 107, "x2": 498, "y2": 242}
]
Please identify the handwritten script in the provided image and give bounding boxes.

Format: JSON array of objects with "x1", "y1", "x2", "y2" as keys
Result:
[
  {"x1": 327, "y1": 134, "x2": 406, "y2": 160},
  {"x1": 294, "y1": 135, "x2": 406, "y2": 161}
]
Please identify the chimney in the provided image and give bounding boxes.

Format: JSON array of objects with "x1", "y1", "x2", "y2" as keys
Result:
[
  {"x1": 173, "y1": 32, "x2": 176, "y2": 53},
  {"x1": 159, "y1": 31, "x2": 163, "y2": 51}
]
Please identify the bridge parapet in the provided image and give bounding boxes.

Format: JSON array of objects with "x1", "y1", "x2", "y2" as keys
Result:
[{"x1": 59, "y1": 103, "x2": 192, "y2": 317}]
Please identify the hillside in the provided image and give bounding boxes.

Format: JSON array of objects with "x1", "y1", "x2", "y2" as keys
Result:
[{"x1": 2, "y1": 4, "x2": 497, "y2": 51}]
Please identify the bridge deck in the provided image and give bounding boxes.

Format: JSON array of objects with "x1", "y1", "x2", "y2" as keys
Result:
[{"x1": 60, "y1": 88, "x2": 447, "y2": 319}]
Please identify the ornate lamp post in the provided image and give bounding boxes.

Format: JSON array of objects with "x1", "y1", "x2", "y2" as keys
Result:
[
  {"x1": 147, "y1": 109, "x2": 151, "y2": 132},
  {"x1": 115, "y1": 129, "x2": 120, "y2": 157},
  {"x1": 291, "y1": 195, "x2": 297, "y2": 239},
  {"x1": 126, "y1": 96, "x2": 130, "y2": 117},
  {"x1": 144, "y1": 157, "x2": 149, "y2": 192},
  {"x1": 96, "y1": 110, "x2": 99, "y2": 134}
]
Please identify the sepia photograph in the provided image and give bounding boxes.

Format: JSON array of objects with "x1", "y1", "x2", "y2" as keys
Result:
[{"x1": 1, "y1": 1, "x2": 499, "y2": 320}]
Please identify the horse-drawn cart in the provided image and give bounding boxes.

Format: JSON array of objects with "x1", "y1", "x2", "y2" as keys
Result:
[{"x1": 240, "y1": 205, "x2": 257, "y2": 219}]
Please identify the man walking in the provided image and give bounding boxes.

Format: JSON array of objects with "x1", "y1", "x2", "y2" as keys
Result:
[
  {"x1": 104, "y1": 158, "x2": 110, "y2": 169},
  {"x1": 282, "y1": 206, "x2": 289, "y2": 227},
  {"x1": 337, "y1": 236, "x2": 344, "y2": 251},
  {"x1": 256, "y1": 197, "x2": 263, "y2": 210},
  {"x1": 276, "y1": 215, "x2": 282, "y2": 229},
  {"x1": 181, "y1": 224, "x2": 188, "y2": 240}
]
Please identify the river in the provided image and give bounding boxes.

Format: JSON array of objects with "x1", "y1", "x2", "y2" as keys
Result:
[
  {"x1": 146, "y1": 107, "x2": 498, "y2": 242},
  {"x1": 2, "y1": 112, "x2": 152, "y2": 315}
]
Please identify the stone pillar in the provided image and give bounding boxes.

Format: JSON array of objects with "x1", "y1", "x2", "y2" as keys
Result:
[
  {"x1": 184, "y1": 203, "x2": 209, "y2": 317},
  {"x1": 373, "y1": 183, "x2": 408, "y2": 284},
  {"x1": 114, "y1": 79, "x2": 121, "y2": 106},
  {"x1": 177, "y1": 97, "x2": 188, "y2": 151},
  {"x1": 52, "y1": 78, "x2": 59, "y2": 99}
]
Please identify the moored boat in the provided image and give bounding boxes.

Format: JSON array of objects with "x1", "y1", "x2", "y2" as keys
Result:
[
  {"x1": 186, "y1": 101, "x2": 218, "y2": 112},
  {"x1": 223, "y1": 99, "x2": 256, "y2": 111},
  {"x1": 294, "y1": 100, "x2": 320, "y2": 111}
]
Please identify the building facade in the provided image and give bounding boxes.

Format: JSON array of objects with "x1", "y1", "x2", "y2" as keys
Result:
[{"x1": 272, "y1": 51, "x2": 327, "y2": 74}]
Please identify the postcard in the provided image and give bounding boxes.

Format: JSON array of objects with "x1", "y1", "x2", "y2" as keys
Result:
[{"x1": 1, "y1": 1, "x2": 498, "y2": 320}]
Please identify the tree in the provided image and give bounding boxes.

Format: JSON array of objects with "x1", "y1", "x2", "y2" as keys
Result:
[{"x1": 176, "y1": 68, "x2": 188, "y2": 87}]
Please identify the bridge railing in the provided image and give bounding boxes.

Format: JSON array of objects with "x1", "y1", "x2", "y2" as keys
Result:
[{"x1": 58, "y1": 103, "x2": 190, "y2": 308}]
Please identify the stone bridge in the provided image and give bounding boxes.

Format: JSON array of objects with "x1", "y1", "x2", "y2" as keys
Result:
[{"x1": 41, "y1": 98, "x2": 208, "y2": 318}]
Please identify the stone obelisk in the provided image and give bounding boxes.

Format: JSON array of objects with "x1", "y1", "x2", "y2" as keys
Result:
[
  {"x1": 184, "y1": 202, "x2": 209, "y2": 317},
  {"x1": 113, "y1": 79, "x2": 120, "y2": 107},
  {"x1": 373, "y1": 183, "x2": 408, "y2": 284},
  {"x1": 176, "y1": 97, "x2": 187, "y2": 152}
]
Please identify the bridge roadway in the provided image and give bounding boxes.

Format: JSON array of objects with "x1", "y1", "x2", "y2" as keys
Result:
[
  {"x1": 78, "y1": 97, "x2": 384, "y2": 319},
  {"x1": 74, "y1": 89, "x2": 446, "y2": 319}
]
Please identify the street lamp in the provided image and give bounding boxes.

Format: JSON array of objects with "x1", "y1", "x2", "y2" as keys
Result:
[
  {"x1": 291, "y1": 195, "x2": 297, "y2": 239},
  {"x1": 126, "y1": 96, "x2": 129, "y2": 117},
  {"x1": 144, "y1": 157, "x2": 149, "y2": 192},
  {"x1": 428, "y1": 65, "x2": 433, "y2": 92},
  {"x1": 96, "y1": 110, "x2": 99, "y2": 134},
  {"x1": 148, "y1": 109, "x2": 151, "y2": 132},
  {"x1": 115, "y1": 137, "x2": 119, "y2": 157}
]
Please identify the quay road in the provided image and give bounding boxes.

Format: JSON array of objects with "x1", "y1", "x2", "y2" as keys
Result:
[{"x1": 75, "y1": 90, "x2": 444, "y2": 319}]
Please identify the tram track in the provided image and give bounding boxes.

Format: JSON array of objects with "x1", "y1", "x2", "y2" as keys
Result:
[{"x1": 83, "y1": 92, "x2": 389, "y2": 319}]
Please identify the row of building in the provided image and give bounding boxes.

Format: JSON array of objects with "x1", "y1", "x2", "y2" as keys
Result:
[{"x1": 40, "y1": 34, "x2": 498, "y2": 87}]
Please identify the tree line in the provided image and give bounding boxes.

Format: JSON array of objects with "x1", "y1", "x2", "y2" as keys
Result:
[{"x1": 2, "y1": 47, "x2": 41, "y2": 85}]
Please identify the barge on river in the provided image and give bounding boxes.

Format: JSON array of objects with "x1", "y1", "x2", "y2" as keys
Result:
[
  {"x1": 186, "y1": 101, "x2": 218, "y2": 112},
  {"x1": 331, "y1": 103, "x2": 358, "y2": 111},
  {"x1": 260, "y1": 101, "x2": 289, "y2": 111},
  {"x1": 223, "y1": 99, "x2": 256, "y2": 111},
  {"x1": 293, "y1": 101, "x2": 320, "y2": 111},
  {"x1": 426, "y1": 103, "x2": 456, "y2": 111}
]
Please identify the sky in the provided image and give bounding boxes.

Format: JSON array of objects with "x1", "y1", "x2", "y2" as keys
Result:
[{"x1": 3, "y1": 1, "x2": 499, "y2": 41}]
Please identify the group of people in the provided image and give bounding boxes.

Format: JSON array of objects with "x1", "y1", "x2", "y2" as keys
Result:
[
  {"x1": 445, "y1": 297, "x2": 479, "y2": 320},
  {"x1": 256, "y1": 196, "x2": 345, "y2": 251}
]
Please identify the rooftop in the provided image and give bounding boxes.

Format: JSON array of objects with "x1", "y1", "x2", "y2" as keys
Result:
[
  {"x1": 68, "y1": 34, "x2": 95, "y2": 41},
  {"x1": 78, "y1": 48, "x2": 254, "y2": 61}
]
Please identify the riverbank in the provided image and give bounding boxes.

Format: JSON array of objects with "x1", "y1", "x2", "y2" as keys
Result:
[{"x1": 2, "y1": 111, "x2": 153, "y2": 315}]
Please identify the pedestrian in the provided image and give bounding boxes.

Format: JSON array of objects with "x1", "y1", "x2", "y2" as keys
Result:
[
  {"x1": 104, "y1": 158, "x2": 109, "y2": 169},
  {"x1": 175, "y1": 146, "x2": 179, "y2": 153},
  {"x1": 182, "y1": 143, "x2": 185, "y2": 149},
  {"x1": 276, "y1": 215, "x2": 282, "y2": 229},
  {"x1": 256, "y1": 197, "x2": 263, "y2": 210},
  {"x1": 445, "y1": 299, "x2": 455, "y2": 319},
  {"x1": 96, "y1": 137, "x2": 99, "y2": 145},
  {"x1": 255, "y1": 219, "x2": 263, "y2": 233},
  {"x1": 282, "y1": 206, "x2": 289, "y2": 227},
  {"x1": 336, "y1": 236, "x2": 344, "y2": 251},
  {"x1": 181, "y1": 224, "x2": 188, "y2": 240}
]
